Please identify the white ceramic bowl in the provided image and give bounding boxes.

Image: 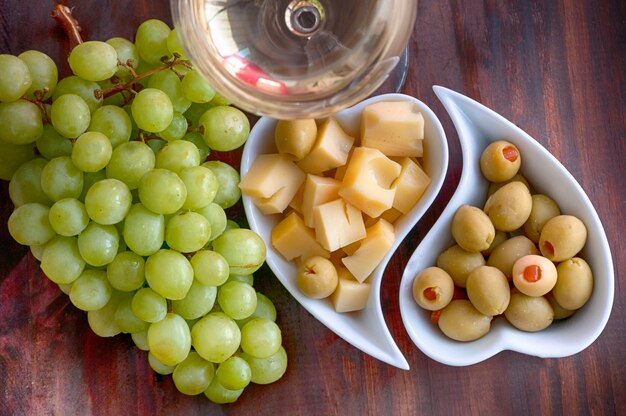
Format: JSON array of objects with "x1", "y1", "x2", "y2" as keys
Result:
[
  {"x1": 241, "y1": 93, "x2": 449, "y2": 370},
  {"x1": 398, "y1": 86, "x2": 615, "y2": 366}
]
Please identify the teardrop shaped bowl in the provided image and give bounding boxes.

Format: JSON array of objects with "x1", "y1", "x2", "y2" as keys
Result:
[
  {"x1": 398, "y1": 86, "x2": 614, "y2": 366},
  {"x1": 241, "y1": 93, "x2": 449, "y2": 370}
]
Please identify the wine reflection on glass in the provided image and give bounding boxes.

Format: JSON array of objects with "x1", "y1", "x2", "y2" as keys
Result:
[{"x1": 171, "y1": 0, "x2": 418, "y2": 118}]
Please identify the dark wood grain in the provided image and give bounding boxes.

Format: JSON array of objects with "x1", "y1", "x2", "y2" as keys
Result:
[{"x1": 1, "y1": 1, "x2": 625, "y2": 415}]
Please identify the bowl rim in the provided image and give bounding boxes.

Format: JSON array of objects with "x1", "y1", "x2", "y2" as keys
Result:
[
  {"x1": 240, "y1": 92, "x2": 450, "y2": 370},
  {"x1": 398, "y1": 86, "x2": 615, "y2": 366}
]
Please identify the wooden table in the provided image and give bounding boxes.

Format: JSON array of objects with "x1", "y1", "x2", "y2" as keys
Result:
[{"x1": 1, "y1": 1, "x2": 624, "y2": 414}]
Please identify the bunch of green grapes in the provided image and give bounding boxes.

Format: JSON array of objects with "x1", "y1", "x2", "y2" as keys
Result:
[{"x1": 0, "y1": 19, "x2": 287, "y2": 404}]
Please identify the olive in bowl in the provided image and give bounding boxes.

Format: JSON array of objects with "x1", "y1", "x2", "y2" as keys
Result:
[{"x1": 398, "y1": 87, "x2": 614, "y2": 366}]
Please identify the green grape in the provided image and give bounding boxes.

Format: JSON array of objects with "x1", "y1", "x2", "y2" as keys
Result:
[
  {"x1": 9, "y1": 158, "x2": 51, "y2": 207},
  {"x1": 132, "y1": 88, "x2": 173, "y2": 133},
  {"x1": 84, "y1": 178, "x2": 132, "y2": 225},
  {"x1": 132, "y1": 287, "x2": 167, "y2": 323},
  {"x1": 216, "y1": 356, "x2": 252, "y2": 390},
  {"x1": 0, "y1": 54, "x2": 32, "y2": 102},
  {"x1": 183, "y1": 102, "x2": 213, "y2": 129},
  {"x1": 236, "y1": 292, "x2": 277, "y2": 328},
  {"x1": 8, "y1": 203, "x2": 55, "y2": 246},
  {"x1": 147, "y1": 313, "x2": 191, "y2": 366},
  {"x1": 201, "y1": 161, "x2": 241, "y2": 209},
  {"x1": 181, "y1": 69, "x2": 216, "y2": 103},
  {"x1": 172, "y1": 280, "x2": 218, "y2": 320},
  {"x1": 191, "y1": 312, "x2": 241, "y2": 363},
  {"x1": 40, "y1": 156, "x2": 83, "y2": 201},
  {"x1": 36, "y1": 124, "x2": 72, "y2": 159},
  {"x1": 71, "y1": 131, "x2": 113, "y2": 172},
  {"x1": 106, "y1": 37, "x2": 139, "y2": 77},
  {"x1": 51, "y1": 93, "x2": 91, "y2": 138},
  {"x1": 240, "y1": 346, "x2": 287, "y2": 385},
  {"x1": 166, "y1": 28, "x2": 188, "y2": 59},
  {"x1": 88, "y1": 105, "x2": 132, "y2": 148},
  {"x1": 195, "y1": 202, "x2": 227, "y2": 241},
  {"x1": 114, "y1": 294, "x2": 149, "y2": 334},
  {"x1": 200, "y1": 106, "x2": 249, "y2": 151},
  {"x1": 148, "y1": 69, "x2": 191, "y2": 113},
  {"x1": 87, "y1": 290, "x2": 124, "y2": 337},
  {"x1": 30, "y1": 243, "x2": 47, "y2": 261},
  {"x1": 240, "y1": 318, "x2": 282, "y2": 359},
  {"x1": 212, "y1": 229, "x2": 266, "y2": 276},
  {"x1": 210, "y1": 93, "x2": 231, "y2": 106},
  {"x1": 131, "y1": 330, "x2": 149, "y2": 351},
  {"x1": 106, "y1": 141, "x2": 154, "y2": 190},
  {"x1": 135, "y1": 19, "x2": 172, "y2": 65},
  {"x1": 203, "y1": 377, "x2": 244, "y2": 404},
  {"x1": 185, "y1": 318, "x2": 200, "y2": 332},
  {"x1": 40, "y1": 236, "x2": 85, "y2": 284},
  {"x1": 77, "y1": 222, "x2": 119, "y2": 267},
  {"x1": 106, "y1": 250, "x2": 145, "y2": 291},
  {"x1": 155, "y1": 139, "x2": 200, "y2": 173},
  {"x1": 148, "y1": 352, "x2": 176, "y2": 375},
  {"x1": 165, "y1": 211, "x2": 211, "y2": 253},
  {"x1": 190, "y1": 250, "x2": 230, "y2": 287},
  {"x1": 146, "y1": 137, "x2": 167, "y2": 155},
  {"x1": 173, "y1": 352, "x2": 215, "y2": 396},
  {"x1": 182, "y1": 132, "x2": 210, "y2": 161},
  {"x1": 99, "y1": 78, "x2": 127, "y2": 107},
  {"x1": 145, "y1": 249, "x2": 194, "y2": 300},
  {"x1": 0, "y1": 141, "x2": 36, "y2": 180},
  {"x1": 58, "y1": 283, "x2": 72, "y2": 295},
  {"x1": 79, "y1": 169, "x2": 107, "y2": 201},
  {"x1": 225, "y1": 220, "x2": 240, "y2": 231},
  {"x1": 18, "y1": 50, "x2": 58, "y2": 100},
  {"x1": 158, "y1": 112, "x2": 188, "y2": 141},
  {"x1": 134, "y1": 59, "x2": 159, "y2": 89},
  {"x1": 123, "y1": 203, "x2": 164, "y2": 256},
  {"x1": 48, "y1": 198, "x2": 89, "y2": 236},
  {"x1": 178, "y1": 166, "x2": 218, "y2": 210},
  {"x1": 52, "y1": 75, "x2": 102, "y2": 113},
  {"x1": 69, "y1": 269, "x2": 113, "y2": 311},
  {"x1": 217, "y1": 281, "x2": 257, "y2": 320},
  {"x1": 0, "y1": 100, "x2": 43, "y2": 144},
  {"x1": 68, "y1": 41, "x2": 118, "y2": 82},
  {"x1": 227, "y1": 274, "x2": 254, "y2": 285},
  {"x1": 138, "y1": 168, "x2": 187, "y2": 214}
]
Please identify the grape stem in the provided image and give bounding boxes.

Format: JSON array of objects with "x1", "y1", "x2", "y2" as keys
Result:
[
  {"x1": 23, "y1": 89, "x2": 51, "y2": 124},
  {"x1": 50, "y1": 3, "x2": 84, "y2": 49},
  {"x1": 97, "y1": 54, "x2": 193, "y2": 100}
]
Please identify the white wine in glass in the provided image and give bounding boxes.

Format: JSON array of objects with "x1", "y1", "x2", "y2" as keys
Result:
[{"x1": 171, "y1": 0, "x2": 418, "y2": 119}]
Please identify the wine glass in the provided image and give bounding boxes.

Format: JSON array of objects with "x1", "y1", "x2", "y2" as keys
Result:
[{"x1": 171, "y1": 0, "x2": 418, "y2": 119}]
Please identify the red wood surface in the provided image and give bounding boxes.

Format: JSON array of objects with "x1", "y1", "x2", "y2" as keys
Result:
[{"x1": 1, "y1": 1, "x2": 625, "y2": 415}]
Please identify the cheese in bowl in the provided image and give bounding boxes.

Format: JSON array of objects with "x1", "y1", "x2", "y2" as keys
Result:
[
  {"x1": 240, "y1": 100, "x2": 430, "y2": 313},
  {"x1": 239, "y1": 93, "x2": 448, "y2": 369}
]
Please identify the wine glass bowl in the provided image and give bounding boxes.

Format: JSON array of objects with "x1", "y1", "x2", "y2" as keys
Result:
[{"x1": 171, "y1": 0, "x2": 418, "y2": 118}]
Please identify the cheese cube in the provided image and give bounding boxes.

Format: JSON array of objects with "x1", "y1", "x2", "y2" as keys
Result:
[
  {"x1": 288, "y1": 182, "x2": 306, "y2": 214},
  {"x1": 333, "y1": 147, "x2": 355, "y2": 182},
  {"x1": 392, "y1": 157, "x2": 431, "y2": 214},
  {"x1": 361, "y1": 101, "x2": 425, "y2": 157},
  {"x1": 239, "y1": 153, "x2": 306, "y2": 214},
  {"x1": 338, "y1": 147, "x2": 401, "y2": 218},
  {"x1": 341, "y1": 219, "x2": 395, "y2": 283},
  {"x1": 330, "y1": 268, "x2": 372, "y2": 313},
  {"x1": 271, "y1": 211, "x2": 329, "y2": 261},
  {"x1": 313, "y1": 198, "x2": 366, "y2": 252},
  {"x1": 301, "y1": 175, "x2": 341, "y2": 228},
  {"x1": 297, "y1": 118, "x2": 355, "y2": 174}
]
